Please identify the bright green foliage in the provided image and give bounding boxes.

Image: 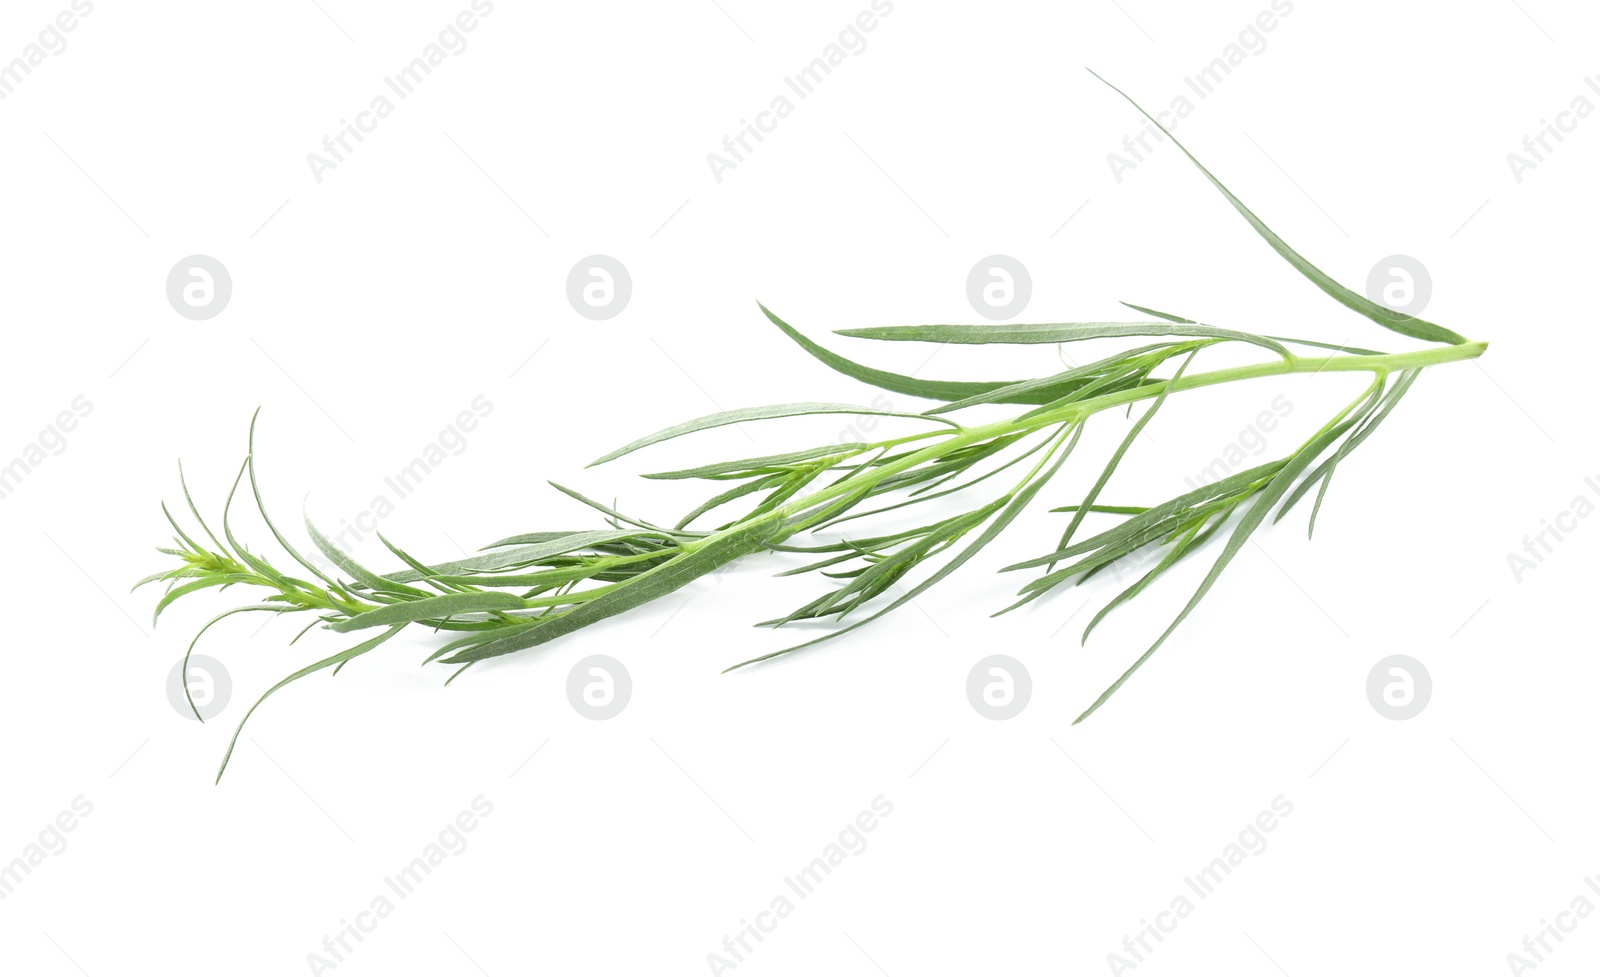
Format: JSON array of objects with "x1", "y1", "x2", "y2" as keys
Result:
[{"x1": 140, "y1": 77, "x2": 1487, "y2": 778}]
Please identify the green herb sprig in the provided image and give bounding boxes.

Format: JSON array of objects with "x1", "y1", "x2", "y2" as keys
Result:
[{"x1": 141, "y1": 77, "x2": 1487, "y2": 779}]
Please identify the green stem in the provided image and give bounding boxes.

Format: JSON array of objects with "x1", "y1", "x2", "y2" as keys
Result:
[
  {"x1": 497, "y1": 342, "x2": 1489, "y2": 611},
  {"x1": 1047, "y1": 342, "x2": 1486, "y2": 421},
  {"x1": 776, "y1": 342, "x2": 1485, "y2": 526}
]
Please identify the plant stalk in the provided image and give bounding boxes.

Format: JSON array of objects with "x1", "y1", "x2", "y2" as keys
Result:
[{"x1": 764, "y1": 341, "x2": 1487, "y2": 532}]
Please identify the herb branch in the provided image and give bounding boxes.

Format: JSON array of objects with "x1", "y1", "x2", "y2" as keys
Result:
[{"x1": 141, "y1": 76, "x2": 1487, "y2": 779}]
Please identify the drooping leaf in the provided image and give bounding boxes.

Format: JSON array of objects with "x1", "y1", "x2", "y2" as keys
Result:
[
  {"x1": 1088, "y1": 69, "x2": 1468, "y2": 346},
  {"x1": 1072, "y1": 375, "x2": 1389, "y2": 724},
  {"x1": 215, "y1": 626, "x2": 404, "y2": 781}
]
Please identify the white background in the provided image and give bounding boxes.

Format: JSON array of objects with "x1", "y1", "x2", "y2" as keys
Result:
[{"x1": 1, "y1": 1, "x2": 1595, "y2": 974}]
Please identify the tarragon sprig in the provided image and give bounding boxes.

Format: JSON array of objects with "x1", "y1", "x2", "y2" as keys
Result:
[{"x1": 140, "y1": 76, "x2": 1487, "y2": 779}]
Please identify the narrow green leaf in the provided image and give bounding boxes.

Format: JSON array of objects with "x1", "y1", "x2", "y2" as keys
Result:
[
  {"x1": 1081, "y1": 505, "x2": 1233, "y2": 642},
  {"x1": 761, "y1": 303, "x2": 1029, "y2": 402},
  {"x1": 440, "y1": 513, "x2": 787, "y2": 663},
  {"x1": 387, "y1": 530, "x2": 648, "y2": 582},
  {"x1": 376, "y1": 533, "x2": 466, "y2": 593},
  {"x1": 152, "y1": 575, "x2": 255, "y2": 625},
  {"x1": 1279, "y1": 369, "x2": 1421, "y2": 535},
  {"x1": 643, "y1": 445, "x2": 854, "y2": 480},
  {"x1": 676, "y1": 475, "x2": 786, "y2": 530},
  {"x1": 306, "y1": 511, "x2": 429, "y2": 597},
  {"x1": 1270, "y1": 336, "x2": 1386, "y2": 356},
  {"x1": 924, "y1": 344, "x2": 1173, "y2": 415},
  {"x1": 328, "y1": 591, "x2": 527, "y2": 632},
  {"x1": 837, "y1": 321, "x2": 1291, "y2": 360},
  {"x1": 482, "y1": 530, "x2": 620, "y2": 549},
  {"x1": 763, "y1": 303, "x2": 1145, "y2": 409},
  {"x1": 589, "y1": 403, "x2": 959, "y2": 468},
  {"x1": 1050, "y1": 504, "x2": 1148, "y2": 516},
  {"x1": 726, "y1": 424, "x2": 1083, "y2": 669},
  {"x1": 1007, "y1": 460, "x2": 1287, "y2": 571},
  {"x1": 220, "y1": 456, "x2": 289, "y2": 588},
  {"x1": 216, "y1": 626, "x2": 403, "y2": 781},
  {"x1": 546, "y1": 484, "x2": 688, "y2": 537},
  {"x1": 178, "y1": 460, "x2": 227, "y2": 553},
  {"x1": 1056, "y1": 349, "x2": 1199, "y2": 556},
  {"x1": 1088, "y1": 69, "x2": 1468, "y2": 346},
  {"x1": 1072, "y1": 378, "x2": 1387, "y2": 724},
  {"x1": 1120, "y1": 302, "x2": 1195, "y2": 323},
  {"x1": 179, "y1": 604, "x2": 287, "y2": 720},
  {"x1": 160, "y1": 500, "x2": 207, "y2": 558},
  {"x1": 247, "y1": 411, "x2": 346, "y2": 595}
]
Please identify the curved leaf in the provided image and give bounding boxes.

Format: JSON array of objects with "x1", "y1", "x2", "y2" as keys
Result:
[
  {"x1": 760, "y1": 303, "x2": 1120, "y2": 406},
  {"x1": 1088, "y1": 69, "x2": 1468, "y2": 346}
]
